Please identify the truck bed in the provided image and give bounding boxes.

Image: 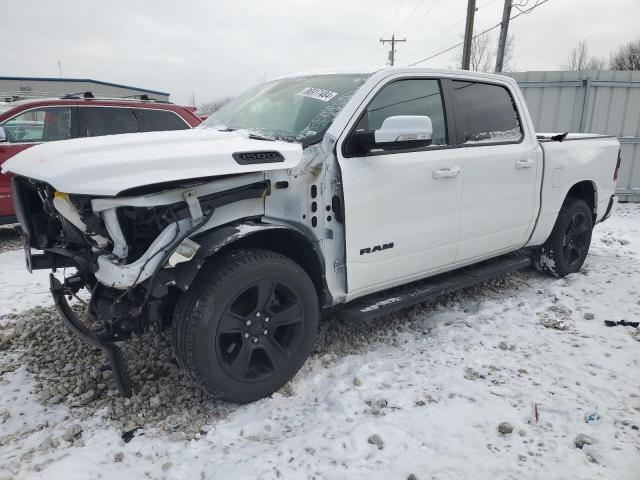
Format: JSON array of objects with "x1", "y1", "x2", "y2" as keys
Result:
[{"x1": 525, "y1": 133, "x2": 620, "y2": 247}]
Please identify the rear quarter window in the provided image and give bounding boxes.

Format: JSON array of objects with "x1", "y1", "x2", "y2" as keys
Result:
[
  {"x1": 138, "y1": 109, "x2": 190, "y2": 132},
  {"x1": 452, "y1": 81, "x2": 522, "y2": 144}
]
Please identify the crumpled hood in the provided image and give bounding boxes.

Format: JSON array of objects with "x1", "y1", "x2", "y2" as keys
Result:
[{"x1": 1, "y1": 128, "x2": 302, "y2": 196}]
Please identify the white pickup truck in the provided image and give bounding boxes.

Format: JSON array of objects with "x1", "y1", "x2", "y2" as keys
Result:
[{"x1": 2, "y1": 67, "x2": 620, "y2": 403}]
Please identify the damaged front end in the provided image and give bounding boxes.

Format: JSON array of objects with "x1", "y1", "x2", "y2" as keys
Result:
[{"x1": 12, "y1": 174, "x2": 269, "y2": 396}]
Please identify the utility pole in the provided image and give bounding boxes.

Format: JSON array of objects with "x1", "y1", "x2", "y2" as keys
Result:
[
  {"x1": 461, "y1": 0, "x2": 477, "y2": 70},
  {"x1": 380, "y1": 34, "x2": 406, "y2": 66},
  {"x1": 495, "y1": 0, "x2": 512, "y2": 72}
]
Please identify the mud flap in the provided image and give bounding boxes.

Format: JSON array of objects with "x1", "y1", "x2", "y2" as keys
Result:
[{"x1": 49, "y1": 274, "x2": 132, "y2": 397}]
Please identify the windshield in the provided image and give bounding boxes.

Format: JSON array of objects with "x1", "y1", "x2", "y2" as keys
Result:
[{"x1": 201, "y1": 74, "x2": 370, "y2": 145}]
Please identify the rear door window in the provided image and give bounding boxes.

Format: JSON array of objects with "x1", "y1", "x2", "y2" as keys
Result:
[
  {"x1": 78, "y1": 107, "x2": 140, "y2": 137},
  {"x1": 137, "y1": 109, "x2": 190, "y2": 132},
  {"x1": 451, "y1": 81, "x2": 522, "y2": 144},
  {"x1": 1, "y1": 107, "x2": 73, "y2": 143}
]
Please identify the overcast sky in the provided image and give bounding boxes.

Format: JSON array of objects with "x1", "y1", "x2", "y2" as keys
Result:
[{"x1": 3, "y1": 0, "x2": 639, "y2": 104}]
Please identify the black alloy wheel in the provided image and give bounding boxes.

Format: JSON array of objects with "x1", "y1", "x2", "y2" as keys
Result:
[
  {"x1": 561, "y1": 210, "x2": 590, "y2": 268},
  {"x1": 217, "y1": 278, "x2": 304, "y2": 382},
  {"x1": 173, "y1": 249, "x2": 319, "y2": 403},
  {"x1": 533, "y1": 197, "x2": 594, "y2": 278}
]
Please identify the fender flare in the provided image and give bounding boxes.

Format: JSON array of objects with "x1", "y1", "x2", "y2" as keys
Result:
[{"x1": 165, "y1": 221, "x2": 331, "y2": 305}]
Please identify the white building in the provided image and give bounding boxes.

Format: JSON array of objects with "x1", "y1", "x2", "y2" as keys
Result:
[{"x1": 0, "y1": 76, "x2": 170, "y2": 102}]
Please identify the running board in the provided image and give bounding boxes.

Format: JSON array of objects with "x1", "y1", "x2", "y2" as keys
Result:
[{"x1": 341, "y1": 254, "x2": 532, "y2": 321}]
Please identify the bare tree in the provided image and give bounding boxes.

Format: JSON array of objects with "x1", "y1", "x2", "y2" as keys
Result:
[
  {"x1": 610, "y1": 39, "x2": 640, "y2": 71},
  {"x1": 198, "y1": 95, "x2": 233, "y2": 115},
  {"x1": 562, "y1": 40, "x2": 607, "y2": 70},
  {"x1": 499, "y1": 34, "x2": 515, "y2": 72},
  {"x1": 453, "y1": 32, "x2": 514, "y2": 72},
  {"x1": 563, "y1": 40, "x2": 589, "y2": 70}
]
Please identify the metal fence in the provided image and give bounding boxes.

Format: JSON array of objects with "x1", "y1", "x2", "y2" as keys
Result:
[{"x1": 505, "y1": 70, "x2": 640, "y2": 202}]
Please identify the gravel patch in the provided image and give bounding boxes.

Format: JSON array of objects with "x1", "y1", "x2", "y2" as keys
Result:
[
  {"x1": 0, "y1": 276, "x2": 523, "y2": 441},
  {"x1": 0, "y1": 225, "x2": 22, "y2": 254},
  {"x1": 1, "y1": 305, "x2": 227, "y2": 440}
]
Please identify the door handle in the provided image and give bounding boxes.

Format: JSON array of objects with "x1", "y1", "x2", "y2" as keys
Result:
[
  {"x1": 433, "y1": 167, "x2": 460, "y2": 179},
  {"x1": 515, "y1": 159, "x2": 535, "y2": 169}
]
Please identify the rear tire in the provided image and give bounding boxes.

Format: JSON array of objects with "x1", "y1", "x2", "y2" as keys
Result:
[
  {"x1": 533, "y1": 198, "x2": 593, "y2": 278},
  {"x1": 173, "y1": 249, "x2": 319, "y2": 403}
]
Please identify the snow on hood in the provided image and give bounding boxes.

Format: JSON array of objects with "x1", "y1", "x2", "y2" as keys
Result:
[{"x1": 1, "y1": 128, "x2": 302, "y2": 196}]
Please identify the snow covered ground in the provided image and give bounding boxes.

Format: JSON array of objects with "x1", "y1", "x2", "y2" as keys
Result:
[{"x1": 1, "y1": 204, "x2": 639, "y2": 480}]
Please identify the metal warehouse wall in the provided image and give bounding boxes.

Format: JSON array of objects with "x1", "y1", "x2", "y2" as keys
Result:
[
  {"x1": 505, "y1": 70, "x2": 640, "y2": 202},
  {"x1": 0, "y1": 78, "x2": 169, "y2": 102}
]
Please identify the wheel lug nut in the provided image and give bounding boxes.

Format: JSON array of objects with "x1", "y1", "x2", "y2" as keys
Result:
[
  {"x1": 252, "y1": 337, "x2": 259, "y2": 344},
  {"x1": 264, "y1": 317, "x2": 270, "y2": 323},
  {"x1": 246, "y1": 320, "x2": 252, "y2": 326},
  {"x1": 262, "y1": 329, "x2": 268, "y2": 335},
  {"x1": 244, "y1": 332, "x2": 250, "y2": 338},
  {"x1": 255, "y1": 312, "x2": 261, "y2": 318}
]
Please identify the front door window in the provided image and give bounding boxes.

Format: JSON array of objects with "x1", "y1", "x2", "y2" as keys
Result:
[{"x1": 1, "y1": 107, "x2": 72, "y2": 143}]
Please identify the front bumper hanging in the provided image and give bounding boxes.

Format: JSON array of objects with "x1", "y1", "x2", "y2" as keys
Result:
[{"x1": 49, "y1": 274, "x2": 132, "y2": 397}]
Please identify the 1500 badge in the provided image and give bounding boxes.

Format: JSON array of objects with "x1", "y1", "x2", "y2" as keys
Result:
[{"x1": 360, "y1": 242, "x2": 394, "y2": 255}]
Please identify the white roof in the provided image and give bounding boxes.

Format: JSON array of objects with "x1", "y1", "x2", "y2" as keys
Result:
[{"x1": 276, "y1": 66, "x2": 517, "y2": 84}]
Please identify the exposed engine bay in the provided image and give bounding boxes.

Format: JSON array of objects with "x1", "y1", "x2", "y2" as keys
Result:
[{"x1": 11, "y1": 173, "x2": 277, "y2": 393}]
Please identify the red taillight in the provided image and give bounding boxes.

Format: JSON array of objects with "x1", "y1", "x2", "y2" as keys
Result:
[{"x1": 614, "y1": 148, "x2": 621, "y2": 181}]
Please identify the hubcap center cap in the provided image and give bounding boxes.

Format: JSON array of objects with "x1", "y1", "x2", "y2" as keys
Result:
[{"x1": 246, "y1": 312, "x2": 268, "y2": 338}]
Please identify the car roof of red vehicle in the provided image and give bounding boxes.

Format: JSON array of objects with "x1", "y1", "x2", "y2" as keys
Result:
[{"x1": 0, "y1": 93, "x2": 202, "y2": 126}]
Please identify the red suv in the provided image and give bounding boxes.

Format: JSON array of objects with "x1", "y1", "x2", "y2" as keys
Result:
[{"x1": 0, "y1": 94, "x2": 202, "y2": 223}]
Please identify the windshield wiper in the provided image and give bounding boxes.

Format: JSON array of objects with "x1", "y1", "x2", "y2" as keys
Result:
[
  {"x1": 226, "y1": 128, "x2": 274, "y2": 141},
  {"x1": 210, "y1": 125, "x2": 276, "y2": 142},
  {"x1": 248, "y1": 133, "x2": 275, "y2": 142}
]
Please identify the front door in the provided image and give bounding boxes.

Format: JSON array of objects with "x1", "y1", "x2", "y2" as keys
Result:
[
  {"x1": 0, "y1": 106, "x2": 76, "y2": 219},
  {"x1": 337, "y1": 78, "x2": 462, "y2": 299}
]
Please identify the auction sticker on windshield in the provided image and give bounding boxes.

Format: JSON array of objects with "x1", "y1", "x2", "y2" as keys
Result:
[{"x1": 297, "y1": 87, "x2": 338, "y2": 102}]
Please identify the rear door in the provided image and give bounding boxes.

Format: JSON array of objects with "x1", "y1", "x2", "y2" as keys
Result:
[
  {"x1": 449, "y1": 80, "x2": 540, "y2": 261},
  {"x1": 337, "y1": 77, "x2": 463, "y2": 299}
]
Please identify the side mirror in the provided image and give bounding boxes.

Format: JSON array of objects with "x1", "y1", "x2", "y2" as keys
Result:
[
  {"x1": 0, "y1": 126, "x2": 7, "y2": 143},
  {"x1": 374, "y1": 115, "x2": 433, "y2": 150},
  {"x1": 344, "y1": 115, "x2": 433, "y2": 155}
]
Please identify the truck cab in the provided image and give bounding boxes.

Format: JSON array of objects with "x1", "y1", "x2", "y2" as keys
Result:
[{"x1": 1, "y1": 67, "x2": 620, "y2": 403}]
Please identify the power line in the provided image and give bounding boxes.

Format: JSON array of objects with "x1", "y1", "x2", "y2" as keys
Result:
[
  {"x1": 394, "y1": 0, "x2": 429, "y2": 35},
  {"x1": 373, "y1": 0, "x2": 408, "y2": 66},
  {"x1": 408, "y1": 0, "x2": 501, "y2": 57},
  {"x1": 381, "y1": 0, "x2": 408, "y2": 38},
  {"x1": 478, "y1": 0, "x2": 503, "y2": 9},
  {"x1": 407, "y1": 0, "x2": 551, "y2": 66},
  {"x1": 404, "y1": 0, "x2": 441, "y2": 37},
  {"x1": 411, "y1": 18, "x2": 465, "y2": 55}
]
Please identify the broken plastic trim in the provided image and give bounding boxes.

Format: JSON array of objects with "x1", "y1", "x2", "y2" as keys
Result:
[{"x1": 50, "y1": 274, "x2": 132, "y2": 397}]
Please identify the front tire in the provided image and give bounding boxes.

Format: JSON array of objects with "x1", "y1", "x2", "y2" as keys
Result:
[
  {"x1": 173, "y1": 249, "x2": 319, "y2": 403},
  {"x1": 533, "y1": 198, "x2": 594, "y2": 278}
]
